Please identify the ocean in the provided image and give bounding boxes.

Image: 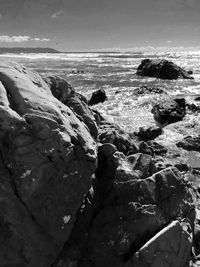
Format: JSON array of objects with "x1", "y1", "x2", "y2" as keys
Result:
[{"x1": 1, "y1": 50, "x2": 200, "y2": 134}]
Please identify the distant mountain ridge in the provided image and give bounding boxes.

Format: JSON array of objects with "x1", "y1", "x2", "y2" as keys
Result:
[{"x1": 0, "y1": 47, "x2": 61, "y2": 54}]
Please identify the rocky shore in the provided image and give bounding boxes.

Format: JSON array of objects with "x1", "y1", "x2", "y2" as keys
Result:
[{"x1": 0, "y1": 62, "x2": 200, "y2": 267}]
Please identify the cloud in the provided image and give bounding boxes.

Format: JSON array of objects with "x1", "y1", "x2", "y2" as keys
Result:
[
  {"x1": 51, "y1": 10, "x2": 64, "y2": 19},
  {"x1": 0, "y1": 35, "x2": 50, "y2": 43},
  {"x1": 0, "y1": 13, "x2": 2, "y2": 19},
  {"x1": 167, "y1": 40, "x2": 172, "y2": 43}
]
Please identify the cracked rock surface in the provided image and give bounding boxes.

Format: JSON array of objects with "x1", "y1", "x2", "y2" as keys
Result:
[{"x1": 0, "y1": 64, "x2": 97, "y2": 267}]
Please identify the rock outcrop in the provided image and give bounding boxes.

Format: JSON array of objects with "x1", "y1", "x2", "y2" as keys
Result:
[
  {"x1": 152, "y1": 98, "x2": 186, "y2": 126},
  {"x1": 0, "y1": 64, "x2": 97, "y2": 266},
  {"x1": 136, "y1": 59, "x2": 194, "y2": 80},
  {"x1": 54, "y1": 144, "x2": 195, "y2": 267},
  {"x1": 177, "y1": 136, "x2": 200, "y2": 152},
  {"x1": 88, "y1": 88, "x2": 107, "y2": 106},
  {"x1": 0, "y1": 63, "x2": 197, "y2": 267}
]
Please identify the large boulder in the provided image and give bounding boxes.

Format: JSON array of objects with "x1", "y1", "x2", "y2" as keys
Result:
[
  {"x1": 126, "y1": 220, "x2": 192, "y2": 267},
  {"x1": 0, "y1": 64, "x2": 97, "y2": 266},
  {"x1": 152, "y1": 98, "x2": 186, "y2": 126},
  {"x1": 136, "y1": 59, "x2": 194, "y2": 80}
]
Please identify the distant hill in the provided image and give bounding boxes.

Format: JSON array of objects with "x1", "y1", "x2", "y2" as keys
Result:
[{"x1": 0, "y1": 47, "x2": 61, "y2": 54}]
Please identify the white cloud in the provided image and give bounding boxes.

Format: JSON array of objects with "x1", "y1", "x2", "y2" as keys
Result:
[
  {"x1": 167, "y1": 40, "x2": 172, "y2": 43},
  {"x1": 0, "y1": 35, "x2": 50, "y2": 43},
  {"x1": 51, "y1": 10, "x2": 64, "y2": 19},
  {"x1": 0, "y1": 13, "x2": 2, "y2": 19},
  {"x1": 33, "y1": 37, "x2": 50, "y2": 42}
]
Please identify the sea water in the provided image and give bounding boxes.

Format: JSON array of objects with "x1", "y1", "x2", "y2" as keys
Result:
[{"x1": 1, "y1": 50, "x2": 200, "y2": 134}]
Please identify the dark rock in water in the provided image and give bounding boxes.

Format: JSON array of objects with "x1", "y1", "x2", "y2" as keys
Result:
[
  {"x1": 151, "y1": 98, "x2": 186, "y2": 125},
  {"x1": 135, "y1": 126, "x2": 162, "y2": 141},
  {"x1": 188, "y1": 70, "x2": 193, "y2": 75},
  {"x1": 136, "y1": 59, "x2": 194, "y2": 80},
  {"x1": 187, "y1": 103, "x2": 200, "y2": 113},
  {"x1": 177, "y1": 136, "x2": 200, "y2": 152},
  {"x1": 0, "y1": 64, "x2": 97, "y2": 267},
  {"x1": 195, "y1": 96, "x2": 200, "y2": 101},
  {"x1": 88, "y1": 88, "x2": 107, "y2": 106},
  {"x1": 134, "y1": 85, "x2": 164, "y2": 95}
]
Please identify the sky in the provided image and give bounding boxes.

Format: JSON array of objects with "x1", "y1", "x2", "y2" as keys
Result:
[{"x1": 0, "y1": 0, "x2": 200, "y2": 51}]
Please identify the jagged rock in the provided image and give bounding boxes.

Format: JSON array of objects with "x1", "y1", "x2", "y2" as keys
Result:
[
  {"x1": 98, "y1": 122, "x2": 139, "y2": 155},
  {"x1": 177, "y1": 136, "x2": 200, "y2": 152},
  {"x1": 134, "y1": 85, "x2": 164, "y2": 95},
  {"x1": 88, "y1": 89, "x2": 107, "y2": 106},
  {"x1": 136, "y1": 59, "x2": 194, "y2": 80},
  {"x1": 126, "y1": 221, "x2": 192, "y2": 267},
  {"x1": 54, "y1": 144, "x2": 195, "y2": 267},
  {"x1": 0, "y1": 64, "x2": 97, "y2": 266},
  {"x1": 152, "y1": 98, "x2": 186, "y2": 125},
  {"x1": 43, "y1": 75, "x2": 98, "y2": 138},
  {"x1": 135, "y1": 126, "x2": 162, "y2": 141}
]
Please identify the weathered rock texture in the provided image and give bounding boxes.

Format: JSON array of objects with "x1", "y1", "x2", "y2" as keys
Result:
[
  {"x1": 126, "y1": 221, "x2": 192, "y2": 267},
  {"x1": 0, "y1": 64, "x2": 97, "y2": 266},
  {"x1": 152, "y1": 98, "x2": 186, "y2": 126},
  {"x1": 54, "y1": 143, "x2": 195, "y2": 267},
  {"x1": 0, "y1": 63, "x2": 197, "y2": 267},
  {"x1": 43, "y1": 75, "x2": 98, "y2": 138},
  {"x1": 137, "y1": 59, "x2": 194, "y2": 80}
]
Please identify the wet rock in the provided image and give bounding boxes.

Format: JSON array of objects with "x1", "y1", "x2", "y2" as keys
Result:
[
  {"x1": 177, "y1": 136, "x2": 200, "y2": 152},
  {"x1": 98, "y1": 122, "x2": 139, "y2": 155},
  {"x1": 136, "y1": 59, "x2": 194, "y2": 80},
  {"x1": 43, "y1": 75, "x2": 98, "y2": 138},
  {"x1": 134, "y1": 85, "x2": 164, "y2": 95},
  {"x1": 187, "y1": 103, "x2": 200, "y2": 113},
  {"x1": 88, "y1": 89, "x2": 107, "y2": 106},
  {"x1": 126, "y1": 221, "x2": 192, "y2": 267},
  {"x1": 195, "y1": 96, "x2": 200, "y2": 101},
  {"x1": 0, "y1": 64, "x2": 97, "y2": 266},
  {"x1": 152, "y1": 98, "x2": 186, "y2": 125},
  {"x1": 135, "y1": 126, "x2": 162, "y2": 141}
]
